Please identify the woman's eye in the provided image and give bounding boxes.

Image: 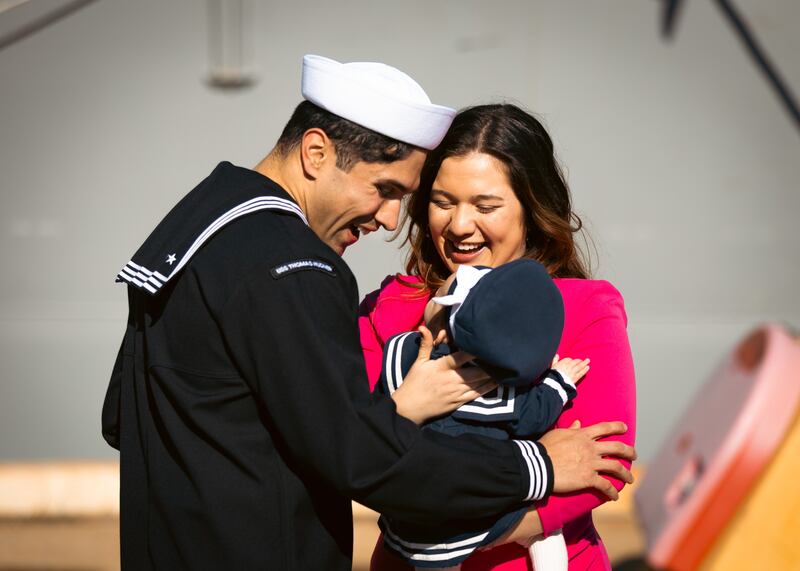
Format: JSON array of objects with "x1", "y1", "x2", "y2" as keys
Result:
[
  {"x1": 476, "y1": 205, "x2": 499, "y2": 214},
  {"x1": 432, "y1": 200, "x2": 453, "y2": 209}
]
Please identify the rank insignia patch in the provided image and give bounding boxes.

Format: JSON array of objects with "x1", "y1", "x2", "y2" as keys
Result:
[{"x1": 270, "y1": 258, "x2": 337, "y2": 279}]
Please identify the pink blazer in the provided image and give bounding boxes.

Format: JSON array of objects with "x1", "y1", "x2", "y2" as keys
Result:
[{"x1": 358, "y1": 275, "x2": 636, "y2": 570}]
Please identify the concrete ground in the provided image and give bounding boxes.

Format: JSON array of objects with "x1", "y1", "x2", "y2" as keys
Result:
[
  {"x1": 0, "y1": 462, "x2": 645, "y2": 570},
  {"x1": 0, "y1": 497, "x2": 645, "y2": 571}
]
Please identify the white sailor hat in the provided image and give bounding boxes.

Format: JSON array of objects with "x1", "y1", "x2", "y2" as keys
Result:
[{"x1": 301, "y1": 54, "x2": 456, "y2": 150}]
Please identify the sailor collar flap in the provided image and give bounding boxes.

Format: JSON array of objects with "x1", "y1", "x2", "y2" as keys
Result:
[{"x1": 115, "y1": 162, "x2": 308, "y2": 295}]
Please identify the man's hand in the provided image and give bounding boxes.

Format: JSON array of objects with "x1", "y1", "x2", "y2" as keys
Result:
[
  {"x1": 539, "y1": 420, "x2": 636, "y2": 500},
  {"x1": 392, "y1": 326, "x2": 497, "y2": 425}
]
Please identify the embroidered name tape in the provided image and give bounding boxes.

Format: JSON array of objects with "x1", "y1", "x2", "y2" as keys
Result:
[{"x1": 270, "y1": 258, "x2": 336, "y2": 279}]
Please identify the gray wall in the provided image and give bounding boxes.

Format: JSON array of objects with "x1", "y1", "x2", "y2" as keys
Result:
[{"x1": 1, "y1": 0, "x2": 798, "y2": 460}]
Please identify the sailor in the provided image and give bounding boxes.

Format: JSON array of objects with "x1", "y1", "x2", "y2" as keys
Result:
[{"x1": 101, "y1": 54, "x2": 635, "y2": 570}]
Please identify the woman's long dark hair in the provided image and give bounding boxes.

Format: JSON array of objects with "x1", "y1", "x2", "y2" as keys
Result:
[{"x1": 402, "y1": 104, "x2": 591, "y2": 291}]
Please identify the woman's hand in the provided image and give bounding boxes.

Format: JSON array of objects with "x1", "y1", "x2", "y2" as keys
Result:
[{"x1": 391, "y1": 326, "x2": 498, "y2": 425}]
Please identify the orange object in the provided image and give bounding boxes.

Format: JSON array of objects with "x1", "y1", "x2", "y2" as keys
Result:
[
  {"x1": 635, "y1": 324, "x2": 800, "y2": 571},
  {"x1": 701, "y1": 400, "x2": 800, "y2": 570}
]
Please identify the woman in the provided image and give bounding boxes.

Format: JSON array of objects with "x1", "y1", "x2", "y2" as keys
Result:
[{"x1": 358, "y1": 104, "x2": 636, "y2": 570}]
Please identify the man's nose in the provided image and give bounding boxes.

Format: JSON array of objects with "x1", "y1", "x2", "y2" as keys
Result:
[{"x1": 375, "y1": 199, "x2": 401, "y2": 231}]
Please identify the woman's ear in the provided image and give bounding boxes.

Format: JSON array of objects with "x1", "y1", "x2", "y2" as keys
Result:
[{"x1": 299, "y1": 128, "x2": 332, "y2": 179}]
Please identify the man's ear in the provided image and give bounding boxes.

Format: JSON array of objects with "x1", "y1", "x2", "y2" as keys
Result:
[{"x1": 300, "y1": 128, "x2": 333, "y2": 179}]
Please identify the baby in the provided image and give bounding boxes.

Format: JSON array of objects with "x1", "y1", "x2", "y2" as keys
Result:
[{"x1": 377, "y1": 259, "x2": 590, "y2": 570}]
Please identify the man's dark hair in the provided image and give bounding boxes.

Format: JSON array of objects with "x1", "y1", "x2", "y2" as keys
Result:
[{"x1": 275, "y1": 101, "x2": 416, "y2": 171}]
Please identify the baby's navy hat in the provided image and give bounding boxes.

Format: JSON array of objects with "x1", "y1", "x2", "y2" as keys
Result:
[{"x1": 437, "y1": 259, "x2": 564, "y2": 386}]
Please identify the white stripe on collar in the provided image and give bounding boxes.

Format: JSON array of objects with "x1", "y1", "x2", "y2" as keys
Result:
[
  {"x1": 117, "y1": 196, "x2": 307, "y2": 293},
  {"x1": 457, "y1": 385, "x2": 516, "y2": 415}
]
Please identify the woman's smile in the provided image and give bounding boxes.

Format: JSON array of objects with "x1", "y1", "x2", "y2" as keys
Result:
[{"x1": 445, "y1": 239, "x2": 487, "y2": 264}]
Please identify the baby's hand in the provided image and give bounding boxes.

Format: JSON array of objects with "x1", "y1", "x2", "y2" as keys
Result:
[{"x1": 551, "y1": 354, "x2": 590, "y2": 384}]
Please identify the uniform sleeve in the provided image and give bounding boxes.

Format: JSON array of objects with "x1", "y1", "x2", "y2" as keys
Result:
[
  {"x1": 509, "y1": 370, "x2": 577, "y2": 437},
  {"x1": 535, "y1": 287, "x2": 636, "y2": 536},
  {"x1": 216, "y1": 259, "x2": 553, "y2": 527},
  {"x1": 377, "y1": 330, "x2": 426, "y2": 399},
  {"x1": 372, "y1": 331, "x2": 399, "y2": 399}
]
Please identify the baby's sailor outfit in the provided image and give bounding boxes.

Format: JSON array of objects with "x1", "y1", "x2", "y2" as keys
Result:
[{"x1": 376, "y1": 261, "x2": 577, "y2": 568}]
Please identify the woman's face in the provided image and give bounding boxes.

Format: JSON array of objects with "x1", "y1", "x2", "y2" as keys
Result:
[{"x1": 428, "y1": 153, "x2": 527, "y2": 273}]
